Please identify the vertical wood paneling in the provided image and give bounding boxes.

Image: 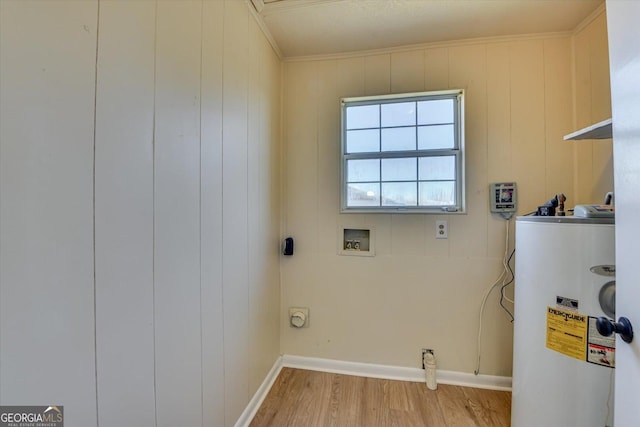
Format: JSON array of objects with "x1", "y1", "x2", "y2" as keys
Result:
[
  {"x1": 248, "y1": 17, "x2": 280, "y2": 395},
  {"x1": 572, "y1": 9, "x2": 613, "y2": 205},
  {"x1": 486, "y1": 43, "x2": 512, "y2": 257},
  {"x1": 592, "y1": 143, "x2": 614, "y2": 202},
  {"x1": 448, "y1": 44, "x2": 488, "y2": 258},
  {"x1": 0, "y1": 1, "x2": 4, "y2": 402},
  {"x1": 510, "y1": 40, "x2": 546, "y2": 212},
  {"x1": 391, "y1": 50, "x2": 425, "y2": 93},
  {"x1": 282, "y1": 34, "x2": 596, "y2": 377},
  {"x1": 588, "y1": 12, "x2": 614, "y2": 202},
  {"x1": 364, "y1": 54, "x2": 391, "y2": 96},
  {"x1": 589, "y1": 13, "x2": 612, "y2": 123},
  {"x1": 248, "y1": 18, "x2": 262, "y2": 301},
  {"x1": 94, "y1": 1, "x2": 156, "y2": 425},
  {"x1": 424, "y1": 47, "x2": 450, "y2": 91},
  {"x1": 266, "y1": 40, "x2": 283, "y2": 368},
  {"x1": 336, "y1": 57, "x2": 366, "y2": 98},
  {"x1": 154, "y1": 1, "x2": 203, "y2": 425},
  {"x1": 1, "y1": 2, "x2": 283, "y2": 426},
  {"x1": 486, "y1": 44, "x2": 512, "y2": 183},
  {"x1": 284, "y1": 60, "x2": 319, "y2": 254},
  {"x1": 390, "y1": 215, "x2": 427, "y2": 255},
  {"x1": 316, "y1": 60, "x2": 339, "y2": 255},
  {"x1": 280, "y1": 56, "x2": 362, "y2": 360},
  {"x1": 201, "y1": 0, "x2": 225, "y2": 425},
  {"x1": 573, "y1": 28, "x2": 594, "y2": 203},
  {"x1": 543, "y1": 38, "x2": 574, "y2": 198},
  {"x1": 574, "y1": 29, "x2": 593, "y2": 129},
  {"x1": 0, "y1": 1, "x2": 98, "y2": 424},
  {"x1": 222, "y1": 0, "x2": 250, "y2": 423}
]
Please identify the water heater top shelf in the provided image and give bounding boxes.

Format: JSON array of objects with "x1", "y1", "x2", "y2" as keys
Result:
[{"x1": 563, "y1": 118, "x2": 612, "y2": 140}]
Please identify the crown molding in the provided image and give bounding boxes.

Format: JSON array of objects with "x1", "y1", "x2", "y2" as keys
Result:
[
  {"x1": 572, "y1": 2, "x2": 606, "y2": 35},
  {"x1": 284, "y1": 31, "x2": 573, "y2": 63},
  {"x1": 260, "y1": 0, "x2": 347, "y2": 17},
  {"x1": 245, "y1": 0, "x2": 283, "y2": 60}
]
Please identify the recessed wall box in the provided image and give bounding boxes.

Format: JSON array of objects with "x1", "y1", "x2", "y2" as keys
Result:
[{"x1": 339, "y1": 227, "x2": 375, "y2": 257}]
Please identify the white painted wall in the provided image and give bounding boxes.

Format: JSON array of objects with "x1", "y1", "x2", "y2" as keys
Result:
[
  {"x1": 0, "y1": 1, "x2": 98, "y2": 425},
  {"x1": 0, "y1": 1, "x2": 281, "y2": 426},
  {"x1": 280, "y1": 8, "x2": 612, "y2": 377}
]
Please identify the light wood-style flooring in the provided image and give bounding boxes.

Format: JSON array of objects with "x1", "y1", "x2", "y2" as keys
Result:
[{"x1": 250, "y1": 368, "x2": 511, "y2": 427}]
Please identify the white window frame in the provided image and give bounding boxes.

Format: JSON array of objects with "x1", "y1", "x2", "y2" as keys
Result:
[{"x1": 340, "y1": 89, "x2": 465, "y2": 214}]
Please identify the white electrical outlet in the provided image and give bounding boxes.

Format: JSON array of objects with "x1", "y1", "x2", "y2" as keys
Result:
[{"x1": 435, "y1": 221, "x2": 448, "y2": 239}]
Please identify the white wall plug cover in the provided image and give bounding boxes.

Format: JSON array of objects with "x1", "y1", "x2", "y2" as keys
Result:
[
  {"x1": 289, "y1": 307, "x2": 309, "y2": 328},
  {"x1": 435, "y1": 220, "x2": 448, "y2": 239}
]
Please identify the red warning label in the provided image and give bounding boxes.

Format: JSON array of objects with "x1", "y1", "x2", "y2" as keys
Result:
[{"x1": 587, "y1": 317, "x2": 615, "y2": 368}]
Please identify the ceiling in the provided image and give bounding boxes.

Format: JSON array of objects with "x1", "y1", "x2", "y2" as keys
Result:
[{"x1": 251, "y1": 0, "x2": 604, "y2": 59}]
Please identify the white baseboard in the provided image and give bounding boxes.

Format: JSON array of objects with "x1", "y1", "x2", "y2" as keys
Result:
[
  {"x1": 282, "y1": 354, "x2": 512, "y2": 391},
  {"x1": 237, "y1": 354, "x2": 511, "y2": 426},
  {"x1": 234, "y1": 355, "x2": 283, "y2": 427}
]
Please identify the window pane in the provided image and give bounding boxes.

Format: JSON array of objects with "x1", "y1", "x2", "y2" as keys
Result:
[
  {"x1": 346, "y1": 105, "x2": 379, "y2": 129},
  {"x1": 342, "y1": 91, "x2": 464, "y2": 213},
  {"x1": 347, "y1": 183, "x2": 380, "y2": 206},
  {"x1": 418, "y1": 124, "x2": 455, "y2": 149},
  {"x1": 382, "y1": 158, "x2": 416, "y2": 181},
  {"x1": 381, "y1": 102, "x2": 415, "y2": 127},
  {"x1": 419, "y1": 156, "x2": 455, "y2": 180},
  {"x1": 346, "y1": 129, "x2": 379, "y2": 153},
  {"x1": 347, "y1": 159, "x2": 379, "y2": 182},
  {"x1": 382, "y1": 182, "x2": 417, "y2": 206},
  {"x1": 381, "y1": 127, "x2": 415, "y2": 151},
  {"x1": 417, "y1": 99, "x2": 454, "y2": 125},
  {"x1": 419, "y1": 181, "x2": 455, "y2": 206}
]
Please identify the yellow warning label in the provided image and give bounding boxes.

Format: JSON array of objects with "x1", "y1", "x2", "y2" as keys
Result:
[{"x1": 546, "y1": 307, "x2": 587, "y2": 360}]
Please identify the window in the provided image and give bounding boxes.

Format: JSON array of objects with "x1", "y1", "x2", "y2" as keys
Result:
[{"x1": 341, "y1": 90, "x2": 465, "y2": 213}]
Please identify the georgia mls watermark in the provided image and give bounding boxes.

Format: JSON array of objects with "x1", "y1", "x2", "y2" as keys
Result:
[{"x1": 0, "y1": 406, "x2": 63, "y2": 427}]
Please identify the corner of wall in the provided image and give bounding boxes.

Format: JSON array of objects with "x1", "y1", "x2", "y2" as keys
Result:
[{"x1": 570, "y1": 3, "x2": 614, "y2": 205}]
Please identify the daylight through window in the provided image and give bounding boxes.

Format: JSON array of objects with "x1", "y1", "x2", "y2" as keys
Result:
[{"x1": 341, "y1": 90, "x2": 465, "y2": 213}]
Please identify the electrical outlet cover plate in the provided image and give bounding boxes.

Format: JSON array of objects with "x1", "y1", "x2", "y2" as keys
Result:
[
  {"x1": 289, "y1": 307, "x2": 309, "y2": 328},
  {"x1": 435, "y1": 221, "x2": 448, "y2": 239}
]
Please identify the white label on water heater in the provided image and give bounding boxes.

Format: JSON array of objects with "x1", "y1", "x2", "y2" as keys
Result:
[{"x1": 587, "y1": 317, "x2": 616, "y2": 368}]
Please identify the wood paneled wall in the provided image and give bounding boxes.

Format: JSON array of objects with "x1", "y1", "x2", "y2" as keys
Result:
[
  {"x1": 0, "y1": 1, "x2": 281, "y2": 426},
  {"x1": 573, "y1": 11, "x2": 614, "y2": 204},
  {"x1": 0, "y1": 1, "x2": 99, "y2": 423},
  {"x1": 281, "y1": 11, "x2": 611, "y2": 376},
  {"x1": 0, "y1": 0, "x2": 611, "y2": 423}
]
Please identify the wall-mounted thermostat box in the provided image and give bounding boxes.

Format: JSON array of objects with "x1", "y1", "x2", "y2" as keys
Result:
[
  {"x1": 490, "y1": 182, "x2": 517, "y2": 214},
  {"x1": 338, "y1": 227, "x2": 375, "y2": 257}
]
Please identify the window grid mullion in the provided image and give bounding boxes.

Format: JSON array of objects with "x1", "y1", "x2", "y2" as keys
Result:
[
  {"x1": 415, "y1": 156, "x2": 419, "y2": 205},
  {"x1": 345, "y1": 149, "x2": 458, "y2": 161},
  {"x1": 378, "y1": 105, "x2": 382, "y2": 153}
]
